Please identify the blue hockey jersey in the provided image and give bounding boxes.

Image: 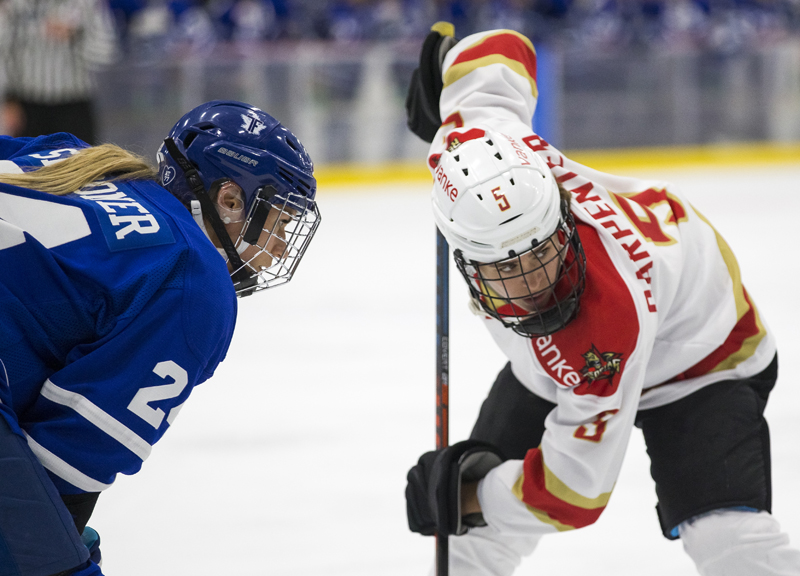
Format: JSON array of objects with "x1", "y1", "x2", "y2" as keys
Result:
[{"x1": 0, "y1": 134, "x2": 237, "y2": 495}]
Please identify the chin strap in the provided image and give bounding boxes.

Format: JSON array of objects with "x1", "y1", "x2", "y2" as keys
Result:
[
  {"x1": 163, "y1": 138, "x2": 252, "y2": 288},
  {"x1": 190, "y1": 200, "x2": 210, "y2": 237},
  {"x1": 192, "y1": 200, "x2": 239, "y2": 261}
]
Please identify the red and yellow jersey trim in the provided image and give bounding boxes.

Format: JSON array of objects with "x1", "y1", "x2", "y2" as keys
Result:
[
  {"x1": 512, "y1": 447, "x2": 612, "y2": 531},
  {"x1": 443, "y1": 30, "x2": 538, "y2": 98},
  {"x1": 666, "y1": 208, "x2": 766, "y2": 382}
]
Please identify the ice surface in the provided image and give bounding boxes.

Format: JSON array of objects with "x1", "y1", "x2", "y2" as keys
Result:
[{"x1": 92, "y1": 163, "x2": 800, "y2": 575}]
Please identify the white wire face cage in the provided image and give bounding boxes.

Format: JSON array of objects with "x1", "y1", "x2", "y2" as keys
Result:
[
  {"x1": 455, "y1": 204, "x2": 586, "y2": 337},
  {"x1": 227, "y1": 190, "x2": 321, "y2": 297}
]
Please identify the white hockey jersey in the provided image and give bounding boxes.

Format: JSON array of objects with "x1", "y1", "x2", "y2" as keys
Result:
[{"x1": 427, "y1": 29, "x2": 776, "y2": 539}]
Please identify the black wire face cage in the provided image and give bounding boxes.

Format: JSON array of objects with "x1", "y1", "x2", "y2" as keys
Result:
[
  {"x1": 228, "y1": 188, "x2": 321, "y2": 297},
  {"x1": 454, "y1": 206, "x2": 586, "y2": 337}
]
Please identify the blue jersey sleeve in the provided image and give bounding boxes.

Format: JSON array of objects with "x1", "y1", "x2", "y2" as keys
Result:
[{"x1": 21, "y1": 282, "x2": 230, "y2": 494}]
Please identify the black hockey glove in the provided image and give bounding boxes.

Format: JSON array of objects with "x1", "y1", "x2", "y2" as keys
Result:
[
  {"x1": 406, "y1": 439, "x2": 505, "y2": 536},
  {"x1": 405, "y1": 22, "x2": 459, "y2": 143}
]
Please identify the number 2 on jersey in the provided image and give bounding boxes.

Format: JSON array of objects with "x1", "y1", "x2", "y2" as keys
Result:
[{"x1": 127, "y1": 360, "x2": 188, "y2": 429}]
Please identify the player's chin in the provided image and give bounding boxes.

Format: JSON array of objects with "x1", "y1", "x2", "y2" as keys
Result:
[{"x1": 519, "y1": 293, "x2": 554, "y2": 314}]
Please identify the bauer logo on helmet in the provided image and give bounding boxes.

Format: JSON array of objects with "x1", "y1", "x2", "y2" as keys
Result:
[{"x1": 217, "y1": 146, "x2": 259, "y2": 167}]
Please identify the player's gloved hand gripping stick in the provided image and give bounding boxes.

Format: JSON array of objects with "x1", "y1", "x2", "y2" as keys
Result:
[
  {"x1": 406, "y1": 440, "x2": 505, "y2": 536},
  {"x1": 405, "y1": 22, "x2": 459, "y2": 144}
]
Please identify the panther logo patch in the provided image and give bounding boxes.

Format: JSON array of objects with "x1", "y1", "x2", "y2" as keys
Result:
[{"x1": 581, "y1": 345, "x2": 623, "y2": 385}]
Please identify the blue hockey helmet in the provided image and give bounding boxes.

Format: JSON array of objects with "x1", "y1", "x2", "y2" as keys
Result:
[{"x1": 157, "y1": 100, "x2": 321, "y2": 297}]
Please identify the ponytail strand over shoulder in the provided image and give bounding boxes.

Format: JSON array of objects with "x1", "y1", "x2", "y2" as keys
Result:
[{"x1": 0, "y1": 144, "x2": 159, "y2": 196}]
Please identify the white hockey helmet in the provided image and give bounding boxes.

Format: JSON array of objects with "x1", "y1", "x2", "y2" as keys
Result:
[
  {"x1": 431, "y1": 129, "x2": 561, "y2": 261},
  {"x1": 431, "y1": 128, "x2": 586, "y2": 336}
]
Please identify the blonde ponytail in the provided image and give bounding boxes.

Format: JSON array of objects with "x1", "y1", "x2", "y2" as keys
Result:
[{"x1": 0, "y1": 144, "x2": 160, "y2": 196}]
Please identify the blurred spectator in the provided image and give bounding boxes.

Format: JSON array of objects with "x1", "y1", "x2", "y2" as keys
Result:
[
  {"x1": 299, "y1": 0, "x2": 430, "y2": 41},
  {"x1": 108, "y1": 0, "x2": 149, "y2": 42},
  {"x1": 0, "y1": 0, "x2": 119, "y2": 144},
  {"x1": 309, "y1": 0, "x2": 385, "y2": 41},
  {"x1": 561, "y1": 0, "x2": 798, "y2": 52},
  {"x1": 210, "y1": 0, "x2": 292, "y2": 40},
  {"x1": 120, "y1": 1, "x2": 216, "y2": 57}
]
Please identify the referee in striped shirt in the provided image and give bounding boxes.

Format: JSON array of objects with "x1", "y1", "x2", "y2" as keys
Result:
[{"x1": 0, "y1": 0, "x2": 118, "y2": 145}]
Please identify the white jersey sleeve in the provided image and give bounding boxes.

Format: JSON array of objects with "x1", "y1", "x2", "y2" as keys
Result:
[{"x1": 428, "y1": 29, "x2": 776, "y2": 542}]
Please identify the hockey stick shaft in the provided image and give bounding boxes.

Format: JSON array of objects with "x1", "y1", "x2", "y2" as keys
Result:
[{"x1": 435, "y1": 228, "x2": 450, "y2": 576}]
